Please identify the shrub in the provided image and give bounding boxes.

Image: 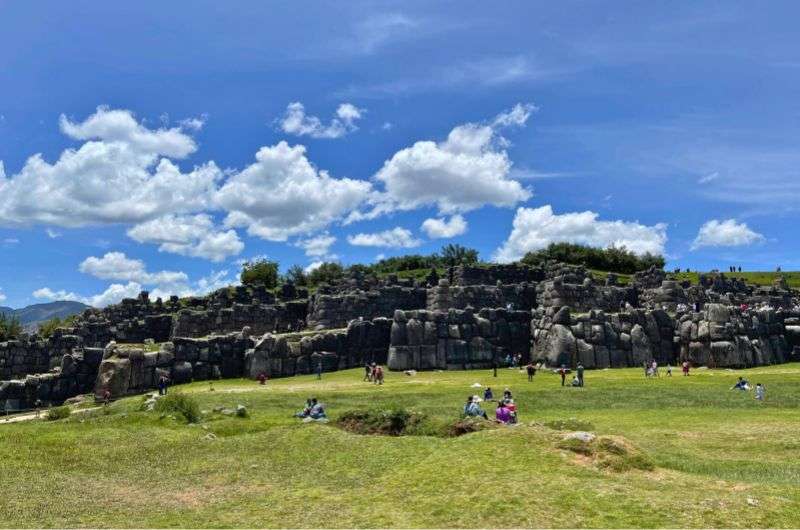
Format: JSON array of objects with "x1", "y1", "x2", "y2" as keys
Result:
[
  {"x1": 46, "y1": 406, "x2": 71, "y2": 421},
  {"x1": 338, "y1": 407, "x2": 426, "y2": 436},
  {"x1": 0, "y1": 312, "x2": 22, "y2": 341},
  {"x1": 521, "y1": 242, "x2": 664, "y2": 274},
  {"x1": 154, "y1": 393, "x2": 201, "y2": 423},
  {"x1": 306, "y1": 262, "x2": 345, "y2": 288},
  {"x1": 240, "y1": 259, "x2": 279, "y2": 289}
]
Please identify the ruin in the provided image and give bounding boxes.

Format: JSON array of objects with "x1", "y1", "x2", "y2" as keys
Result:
[{"x1": 2, "y1": 263, "x2": 799, "y2": 411}]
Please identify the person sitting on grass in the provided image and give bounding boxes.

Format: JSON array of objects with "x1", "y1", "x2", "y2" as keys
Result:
[
  {"x1": 294, "y1": 398, "x2": 314, "y2": 418},
  {"x1": 731, "y1": 377, "x2": 750, "y2": 391},
  {"x1": 571, "y1": 375, "x2": 581, "y2": 387},
  {"x1": 308, "y1": 398, "x2": 326, "y2": 419},
  {"x1": 483, "y1": 387, "x2": 493, "y2": 401},
  {"x1": 463, "y1": 395, "x2": 488, "y2": 419},
  {"x1": 495, "y1": 401, "x2": 511, "y2": 424}
]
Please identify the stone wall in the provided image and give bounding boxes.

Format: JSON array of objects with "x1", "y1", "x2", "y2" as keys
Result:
[
  {"x1": 95, "y1": 332, "x2": 255, "y2": 398},
  {"x1": 0, "y1": 347, "x2": 104, "y2": 411},
  {"x1": 426, "y1": 279, "x2": 537, "y2": 312},
  {"x1": 450, "y1": 264, "x2": 543, "y2": 286},
  {"x1": 531, "y1": 306, "x2": 676, "y2": 369},
  {"x1": 675, "y1": 304, "x2": 791, "y2": 368},
  {"x1": 387, "y1": 308, "x2": 531, "y2": 371},
  {"x1": 307, "y1": 286, "x2": 427, "y2": 329},
  {"x1": 537, "y1": 276, "x2": 636, "y2": 312},
  {"x1": 171, "y1": 301, "x2": 307, "y2": 338},
  {"x1": 245, "y1": 318, "x2": 392, "y2": 379}
]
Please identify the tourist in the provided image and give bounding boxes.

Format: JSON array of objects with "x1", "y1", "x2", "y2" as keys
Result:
[
  {"x1": 316, "y1": 361, "x2": 323, "y2": 380},
  {"x1": 643, "y1": 360, "x2": 649, "y2": 378},
  {"x1": 559, "y1": 365, "x2": 567, "y2": 386},
  {"x1": 682, "y1": 361, "x2": 690, "y2": 376},
  {"x1": 571, "y1": 375, "x2": 581, "y2": 387},
  {"x1": 505, "y1": 399, "x2": 518, "y2": 424},
  {"x1": 495, "y1": 401, "x2": 511, "y2": 424},
  {"x1": 463, "y1": 395, "x2": 487, "y2": 419},
  {"x1": 308, "y1": 398, "x2": 326, "y2": 419},
  {"x1": 731, "y1": 377, "x2": 750, "y2": 391},
  {"x1": 373, "y1": 364, "x2": 384, "y2": 385},
  {"x1": 483, "y1": 387, "x2": 494, "y2": 401},
  {"x1": 526, "y1": 362, "x2": 536, "y2": 382},
  {"x1": 666, "y1": 364, "x2": 672, "y2": 377},
  {"x1": 257, "y1": 372, "x2": 267, "y2": 385},
  {"x1": 158, "y1": 375, "x2": 168, "y2": 395},
  {"x1": 102, "y1": 388, "x2": 111, "y2": 406},
  {"x1": 651, "y1": 360, "x2": 659, "y2": 377},
  {"x1": 502, "y1": 388, "x2": 513, "y2": 403},
  {"x1": 576, "y1": 363, "x2": 585, "y2": 387},
  {"x1": 363, "y1": 363, "x2": 372, "y2": 382},
  {"x1": 755, "y1": 383, "x2": 765, "y2": 401}
]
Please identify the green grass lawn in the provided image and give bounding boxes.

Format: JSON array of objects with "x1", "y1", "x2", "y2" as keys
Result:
[{"x1": 2, "y1": 365, "x2": 799, "y2": 528}]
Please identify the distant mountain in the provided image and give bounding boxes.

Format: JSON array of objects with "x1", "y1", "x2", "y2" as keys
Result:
[{"x1": 1, "y1": 301, "x2": 91, "y2": 332}]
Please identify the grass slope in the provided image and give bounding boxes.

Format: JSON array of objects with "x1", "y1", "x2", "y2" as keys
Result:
[{"x1": 1, "y1": 366, "x2": 799, "y2": 528}]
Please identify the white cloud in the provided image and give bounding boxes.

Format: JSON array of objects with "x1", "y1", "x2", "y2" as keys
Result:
[
  {"x1": 216, "y1": 141, "x2": 371, "y2": 241},
  {"x1": 352, "y1": 104, "x2": 533, "y2": 221},
  {"x1": 45, "y1": 228, "x2": 61, "y2": 239},
  {"x1": 178, "y1": 115, "x2": 206, "y2": 132},
  {"x1": 2, "y1": 238, "x2": 19, "y2": 244},
  {"x1": 34, "y1": 268, "x2": 239, "y2": 308},
  {"x1": 79, "y1": 252, "x2": 188, "y2": 286},
  {"x1": 421, "y1": 214, "x2": 467, "y2": 239},
  {"x1": 0, "y1": 106, "x2": 221, "y2": 227},
  {"x1": 33, "y1": 282, "x2": 142, "y2": 308},
  {"x1": 691, "y1": 219, "x2": 765, "y2": 250},
  {"x1": 295, "y1": 232, "x2": 337, "y2": 258},
  {"x1": 494, "y1": 205, "x2": 668, "y2": 263},
  {"x1": 279, "y1": 102, "x2": 364, "y2": 139},
  {"x1": 127, "y1": 214, "x2": 243, "y2": 262},
  {"x1": 347, "y1": 227, "x2": 422, "y2": 248},
  {"x1": 348, "y1": 13, "x2": 417, "y2": 55},
  {"x1": 304, "y1": 261, "x2": 324, "y2": 274}
]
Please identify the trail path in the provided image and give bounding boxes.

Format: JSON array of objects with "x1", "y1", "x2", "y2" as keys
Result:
[{"x1": 0, "y1": 406, "x2": 100, "y2": 424}]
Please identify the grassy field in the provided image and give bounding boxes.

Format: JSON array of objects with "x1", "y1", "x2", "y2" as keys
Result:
[{"x1": 2, "y1": 365, "x2": 799, "y2": 528}]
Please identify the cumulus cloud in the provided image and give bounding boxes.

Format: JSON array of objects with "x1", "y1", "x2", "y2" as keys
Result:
[
  {"x1": 34, "y1": 267, "x2": 239, "y2": 308},
  {"x1": 351, "y1": 104, "x2": 534, "y2": 221},
  {"x1": 279, "y1": 102, "x2": 364, "y2": 139},
  {"x1": 295, "y1": 232, "x2": 337, "y2": 258},
  {"x1": 216, "y1": 141, "x2": 371, "y2": 241},
  {"x1": 33, "y1": 282, "x2": 142, "y2": 308},
  {"x1": 421, "y1": 214, "x2": 468, "y2": 239},
  {"x1": 494, "y1": 205, "x2": 668, "y2": 263},
  {"x1": 0, "y1": 106, "x2": 221, "y2": 227},
  {"x1": 79, "y1": 252, "x2": 188, "y2": 286},
  {"x1": 347, "y1": 227, "x2": 421, "y2": 248},
  {"x1": 691, "y1": 219, "x2": 765, "y2": 250},
  {"x1": 127, "y1": 214, "x2": 243, "y2": 262}
]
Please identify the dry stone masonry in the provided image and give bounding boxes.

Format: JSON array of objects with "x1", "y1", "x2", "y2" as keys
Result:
[{"x1": 2, "y1": 263, "x2": 800, "y2": 411}]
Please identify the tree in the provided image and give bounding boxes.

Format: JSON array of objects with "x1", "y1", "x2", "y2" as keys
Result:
[
  {"x1": 0, "y1": 312, "x2": 22, "y2": 340},
  {"x1": 306, "y1": 262, "x2": 345, "y2": 288},
  {"x1": 240, "y1": 259, "x2": 280, "y2": 288},
  {"x1": 520, "y1": 242, "x2": 664, "y2": 274},
  {"x1": 284, "y1": 264, "x2": 308, "y2": 286},
  {"x1": 38, "y1": 315, "x2": 76, "y2": 338},
  {"x1": 440, "y1": 244, "x2": 479, "y2": 268}
]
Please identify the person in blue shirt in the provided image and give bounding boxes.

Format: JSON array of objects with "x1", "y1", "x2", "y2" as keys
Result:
[{"x1": 463, "y1": 395, "x2": 487, "y2": 419}]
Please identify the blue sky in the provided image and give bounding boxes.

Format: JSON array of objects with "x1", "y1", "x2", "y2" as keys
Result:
[{"x1": 1, "y1": 1, "x2": 799, "y2": 308}]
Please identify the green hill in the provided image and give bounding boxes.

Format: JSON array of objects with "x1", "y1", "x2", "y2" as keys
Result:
[{"x1": 1, "y1": 366, "x2": 798, "y2": 527}]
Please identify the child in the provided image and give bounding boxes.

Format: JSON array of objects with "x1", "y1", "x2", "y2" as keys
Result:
[{"x1": 755, "y1": 383, "x2": 765, "y2": 401}]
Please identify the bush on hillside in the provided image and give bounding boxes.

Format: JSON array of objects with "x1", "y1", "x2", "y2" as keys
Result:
[
  {"x1": 46, "y1": 406, "x2": 71, "y2": 421},
  {"x1": 155, "y1": 392, "x2": 201, "y2": 423},
  {"x1": 0, "y1": 312, "x2": 22, "y2": 341},
  {"x1": 521, "y1": 242, "x2": 665, "y2": 274},
  {"x1": 306, "y1": 262, "x2": 345, "y2": 288},
  {"x1": 240, "y1": 259, "x2": 280, "y2": 289}
]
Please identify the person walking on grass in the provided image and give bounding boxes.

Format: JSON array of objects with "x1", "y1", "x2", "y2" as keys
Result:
[
  {"x1": 576, "y1": 363, "x2": 585, "y2": 387},
  {"x1": 682, "y1": 360, "x2": 690, "y2": 376},
  {"x1": 559, "y1": 365, "x2": 567, "y2": 387},
  {"x1": 363, "y1": 362, "x2": 372, "y2": 382},
  {"x1": 755, "y1": 383, "x2": 765, "y2": 401},
  {"x1": 666, "y1": 364, "x2": 672, "y2": 377},
  {"x1": 316, "y1": 361, "x2": 323, "y2": 380},
  {"x1": 526, "y1": 362, "x2": 536, "y2": 382},
  {"x1": 373, "y1": 364, "x2": 384, "y2": 385}
]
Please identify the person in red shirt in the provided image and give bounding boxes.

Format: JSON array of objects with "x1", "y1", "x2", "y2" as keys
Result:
[{"x1": 559, "y1": 365, "x2": 567, "y2": 386}]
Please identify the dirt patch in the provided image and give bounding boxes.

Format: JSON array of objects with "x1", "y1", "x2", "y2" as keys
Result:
[{"x1": 557, "y1": 433, "x2": 655, "y2": 472}]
